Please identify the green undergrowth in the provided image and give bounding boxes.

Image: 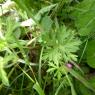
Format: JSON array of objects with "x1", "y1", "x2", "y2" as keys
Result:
[{"x1": 0, "y1": 0, "x2": 95, "y2": 95}]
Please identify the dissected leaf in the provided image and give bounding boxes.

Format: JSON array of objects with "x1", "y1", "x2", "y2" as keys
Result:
[{"x1": 41, "y1": 25, "x2": 81, "y2": 64}]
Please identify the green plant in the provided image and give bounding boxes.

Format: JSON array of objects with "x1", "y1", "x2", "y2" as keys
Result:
[
  {"x1": 40, "y1": 24, "x2": 81, "y2": 76},
  {"x1": 1, "y1": 0, "x2": 95, "y2": 95}
]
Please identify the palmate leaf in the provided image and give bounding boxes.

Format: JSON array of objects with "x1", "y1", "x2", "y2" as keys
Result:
[
  {"x1": 71, "y1": 0, "x2": 95, "y2": 36},
  {"x1": 47, "y1": 62, "x2": 64, "y2": 80},
  {"x1": 43, "y1": 47, "x2": 61, "y2": 66},
  {"x1": 41, "y1": 25, "x2": 81, "y2": 64},
  {"x1": 40, "y1": 25, "x2": 81, "y2": 81}
]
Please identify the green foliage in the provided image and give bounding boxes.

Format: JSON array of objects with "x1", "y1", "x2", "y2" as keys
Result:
[
  {"x1": 89, "y1": 76, "x2": 95, "y2": 89},
  {"x1": 70, "y1": 69, "x2": 95, "y2": 91},
  {"x1": 86, "y1": 40, "x2": 95, "y2": 68},
  {"x1": 33, "y1": 81, "x2": 45, "y2": 95},
  {"x1": 41, "y1": 16, "x2": 53, "y2": 31},
  {"x1": 0, "y1": 0, "x2": 4, "y2": 3},
  {"x1": 75, "y1": 75, "x2": 95, "y2": 95},
  {"x1": 1, "y1": 0, "x2": 95, "y2": 95},
  {"x1": 0, "y1": 57, "x2": 9, "y2": 86},
  {"x1": 40, "y1": 26, "x2": 81, "y2": 80},
  {"x1": 40, "y1": 25, "x2": 81, "y2": 64},
  {"x1": 35, "y1": 4, "x2": 56, "y2": 21},
  {"x1": 71, "y1": 0, "x2": 95, "y2": 36},
  {"x1": 75, "y1": 80, "x2": 94, "y2": 95},
  {"x1": 0, "y1": 39, "x2": 7, "y2": 51}
]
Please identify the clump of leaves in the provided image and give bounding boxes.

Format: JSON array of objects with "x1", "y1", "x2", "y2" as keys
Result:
[{"x1": 39, "y1": 25, "x2": 81, "y2": 79}]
